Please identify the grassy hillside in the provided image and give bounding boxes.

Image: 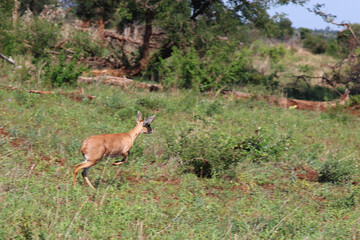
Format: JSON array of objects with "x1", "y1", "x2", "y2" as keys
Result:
[{"x1": 1, "y1": 81, "x2": 360, "y2": 239}]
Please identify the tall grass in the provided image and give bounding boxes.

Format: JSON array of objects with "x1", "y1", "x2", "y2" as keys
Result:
[{"x1": 1, "y1": 83, "x2": 360, "y2": 239}]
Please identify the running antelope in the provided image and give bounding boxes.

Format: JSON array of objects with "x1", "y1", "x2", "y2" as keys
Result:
[{"x1": 73, "y1": 111, "x2": 156, "y2": 189}]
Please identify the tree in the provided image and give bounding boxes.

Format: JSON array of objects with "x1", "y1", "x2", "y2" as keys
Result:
[
  {"x1": 272, "y1": 16, "x2": 294, "y2": 40},
  {"x1": 108, "y1": 0, "x2": 308, "y2": 74},
  {"x1": 74, "y1": 0, "x2": 121, "y2": 23},
  {"x1": 18, "y1": 0, "x2": 57, "y2": 15},
  {"x1": 337, "y1": 24, "x2": 360, "y2": 55}
]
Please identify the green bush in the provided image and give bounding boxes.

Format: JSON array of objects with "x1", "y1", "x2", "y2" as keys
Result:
[
  {"x1": 43, "y1": 52, "x2": 87, "y2": 87},
  {"x1": 326, "y1": 40, "x2": 341, "y2": 57},
  {"x1": 165, "y1": 126, "x2": 292, "y2": 178},
  {"x1": 302, "y1": 34, "x2": 328, "y2": 54},
  {"x1": 256, "y1": 43, "x2": 287, "y2": 62},
  {"x1": 158, "y1": 46, "x2": 278, "y2": 91},
  {"x1": 318, "y1": 158, "x2": 355, "y2": 184},
  {"x1": 161, "y1": 47, "x2": 207, "y2": 91},
  {"x1": 136, "y1": 96, "x2": 162, "y2": 111},
  {"x1": 0, "y1": 16, "x2": 60, "y2": 58},
  {"x1": 27, "y1": 18, "x2": 61, "y2": 59},
  {"x1": 177, "y1": 131, "x2": 242, "y2": 178},
  {"x1": 0, "y1": 13, "x2": 20, "y2": 56},
  {"x1": 102, "y1": 92, "x2": 124, "y2": 109},
  {"x1": 236, "y1": 127, "x2": 292, "y2": 163}
]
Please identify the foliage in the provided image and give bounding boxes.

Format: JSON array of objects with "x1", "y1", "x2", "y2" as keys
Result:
[
  {"x1": 73, "y1": 0, "x2": 121, "y2": 23},
  {"x1": 43, "y1": 52, "x2": 88, "y2": 86},
  {"x1": 337, "y1": 24, "x2": 360, "y2": 55},
  {"x1": 0, "y1": 16, "x2": 60, "y2": 58},
  {"x1": 26, "y1": 18, "x2": 61, "y2": 59},
  {"x1": 299, "y1": 28, "x2": 342, "y2": 57},
  {"x1": 318, "y1": 158, "x2": 355, "y2": 184},
  {"x1": 177, "y1": 130, "x2": 242, "y2": 178},
  {"x1": 77, "y1": 0, "x2": 308, "y2": 85},
  {"x1": 158, "y1": 46, "x2": 279, "y2": 91},
  {"x1": 0, "y1": 0, "x2": 14, "y2": 13},
  {"x1": 271, "y1": 16, "x2": 294, "y2": 40},
  {"x1": 284, "y1": 84, "x2": 340, "y2": 101},
  {"x1": 1, "y1": 79, "x2": 360, "y2": 238},
  {"x1": 0, "y1": 13, "x2": 19, "y2": 56},
  {"x1": 166, "y1": 124, "x2": 292, "y2": 178},
  {"x1": 160, "y1": 47, "x2": 207, "y2": 90},
  {"x1": 302, "y1": 33, "x2": 328, "y2": 54},
  {"x1": 236, "y1": 127, "x2": 292, "y2": 163},
  {"x1": 19, "y1": 0, "x2": 58, "y2": 15}
]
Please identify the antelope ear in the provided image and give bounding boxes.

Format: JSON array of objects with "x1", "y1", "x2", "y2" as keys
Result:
[
  {"x1": 143, "y1": 115, "x2": 156, "y2": 126},
  {"x1": 136, "y1": 111, "x2": 143, "y2": 123}
]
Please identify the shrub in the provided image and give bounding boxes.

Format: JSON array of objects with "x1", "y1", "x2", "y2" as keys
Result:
[
  {"x1": 257, "y1": 43, "x2": 287, "y2": 62},
  {"x1": 158, "y1": 46, "x2": 278, "y2": 91},
  {"x1": 166, "y1": 126, "x2": 292, "y2": 178},
  {"x1": 0, "y1": 13, "x2": 21, "y2": 56},
  {"x1": 26, "y1": 18, "x2": 61, "y2": 59},
  {"x1": 178, "y1": 131, "x2": 242, "y2": 178},
  {"x1": 161, "y1": 47, "x2": 207, "y2": 91},
  {"x1": 136, "y1": 96, "x2": 162, "y2": 111},
  {"x1": 225, "y1": 51, "x2": 279, "y2": 89},
  {"x1": 43, "y1": 52, "x2": 88, "y2": 87},
  {"x1": 102, "y1": 92, "x2": 124, "y2": 109},
  {"x1": 193, "y1": 99, "x2": 224, "y2": 119},
  {"x1": 302, "y1": 34, "x2": 328, "y2": 54},
  {"x1": 236, "y1": 127, "x2": 292, "y2": 163},
  {"x1": 318, "y1": 158, "x2": 355, "y2": 184},
  {"x1": 0, "y1": 16, "x2": 60, "y2": 58}
]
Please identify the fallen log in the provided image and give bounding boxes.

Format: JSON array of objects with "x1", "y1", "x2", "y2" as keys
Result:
[
  {"x1": 223, "y1": 89, "x2": 350, "y2": 112},
  {"x1": 91, "y1": 69, "x2": 127, "y2": 78},
  {"x1": 78, "y1": 76, "x2": 163, "y2": 91}
]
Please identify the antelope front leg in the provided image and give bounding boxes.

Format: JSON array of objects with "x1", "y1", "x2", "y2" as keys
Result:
[{"x1": 112, "y1": 152, "x2": 129, "y2": 166}]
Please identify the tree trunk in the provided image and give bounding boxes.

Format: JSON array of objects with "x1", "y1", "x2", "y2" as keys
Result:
[
  {"x1": 131, "y1": 9, "x2": 155, "y2": 75},
  {"x1": 13, "y1": 0, "x2": 19, "y2": 28}
]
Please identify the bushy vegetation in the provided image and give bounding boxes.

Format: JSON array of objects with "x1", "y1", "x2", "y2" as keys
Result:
[
  {"x1": 2, "y1": 1, "x2": 360, "y2": 239},
  {"x1": 1, "y1": 84, "x2": 360, "y2": 238}
]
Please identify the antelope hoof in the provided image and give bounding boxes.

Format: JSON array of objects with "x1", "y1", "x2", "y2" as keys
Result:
[{"x1": 112, "y1": 161, "x2": 124, "y2": 166}]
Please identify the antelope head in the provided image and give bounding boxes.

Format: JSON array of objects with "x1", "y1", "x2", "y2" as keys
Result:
[{"x1": 136, "y1": 111, "x2": 156, "y2": 134}]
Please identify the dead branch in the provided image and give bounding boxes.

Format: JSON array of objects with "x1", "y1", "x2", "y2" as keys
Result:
[
  {"x1": 0, "y1": 53, "x2": 16, "y2": 65},
  {"x1": 102, "y1": 30, "x2": 142, "y2": 45},
  {"x1": 54, "y1": 39, "x2": 69, "y2": 50}
]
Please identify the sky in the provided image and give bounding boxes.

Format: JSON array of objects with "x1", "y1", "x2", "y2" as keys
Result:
[{"x1": 268, "y1": 0, "x2": 360, "y2": 30}]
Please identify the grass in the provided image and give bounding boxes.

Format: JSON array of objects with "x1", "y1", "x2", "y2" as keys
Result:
[{"x1": 1, "y1": 79, "x2": 360, "y2": 239}]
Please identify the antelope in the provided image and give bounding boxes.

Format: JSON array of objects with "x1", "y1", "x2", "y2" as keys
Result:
[{"x1": 73, "y1": 111, "x2": 156, "y2": 189}]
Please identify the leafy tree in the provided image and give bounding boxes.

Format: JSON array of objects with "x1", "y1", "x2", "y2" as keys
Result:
[
  {"x1": 19, "y1": 0, "x2": 57, "y2": 15},
  {"x1": 302, "y1": 34, "x2": 328, "y2": 54},
  {"x1": 111, "y1": 0, "x2": 307, "y2": 73},
  {"x1": 299, "y1": 27, "x2": 312, "y2": 40},
  {"x1": 272, "y1": 16, "x2": 294, "y2": 40},
  {"x1": 0, "y1": 0, "x2": 14, "y2": 14},
  {"x1": 73, "y1": 0, "x2": 121, "y2": 22},
  {"x1": 337, "y1": 24, "x2": 360, "y2": 55}
]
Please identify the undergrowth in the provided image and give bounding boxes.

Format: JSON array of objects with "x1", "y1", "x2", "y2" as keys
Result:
[{"x1": 1, "y1": 83, "x2": 360, "y2": 239}]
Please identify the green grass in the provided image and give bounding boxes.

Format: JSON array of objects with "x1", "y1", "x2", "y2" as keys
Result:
[{"x1": 1, "y1": 82, "x2": 360, "y2": 239}]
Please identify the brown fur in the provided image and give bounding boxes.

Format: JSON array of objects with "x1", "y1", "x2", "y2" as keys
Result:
[{"x1": 73, "y1": 112, "x2": 155, "y2": 189}]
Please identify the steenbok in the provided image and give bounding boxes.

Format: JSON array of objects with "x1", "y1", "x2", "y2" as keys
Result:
[{"x1": 73, "y1": 111, "x2": 156, "y2": 189}]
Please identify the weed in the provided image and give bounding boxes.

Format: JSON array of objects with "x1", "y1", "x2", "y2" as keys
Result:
[{"x1": 102, "y1": 92, "x2": 124, "y2": 109}]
